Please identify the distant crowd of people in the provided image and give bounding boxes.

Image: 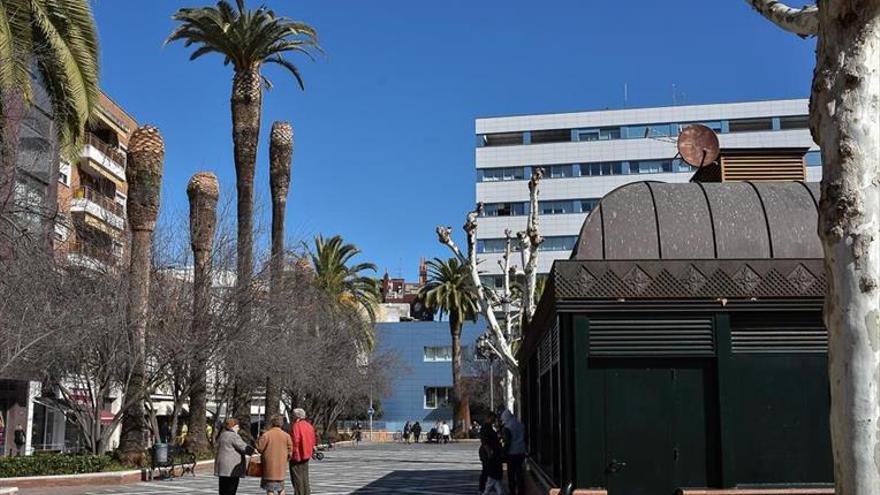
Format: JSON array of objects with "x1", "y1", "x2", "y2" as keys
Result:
[{"x1": 400, "y1": 420, "x2": 453, "y2": 443}]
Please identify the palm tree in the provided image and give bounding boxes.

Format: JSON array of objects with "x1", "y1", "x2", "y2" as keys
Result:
[
  {"x1": 119, "y1": 126, "x2": 165, "y2": 465},
  {"x1": 310, "y1": 235, "x2": 380, "y2": 344},
  {"x1": 166, "y1": 0, "x2": 320, "y2": 425},
  {"x1": 418, "y1": 258, "x2": 479, "y2": 435},
  {"x1": 186, "y1": 172, "x2": 219, "y2": 455},
  {"x1": 265, "y1": 121, "x2": 292, "y2": 419},
  {"x1": 0, "y1": 0, "x2": 99, "y2": 221}
]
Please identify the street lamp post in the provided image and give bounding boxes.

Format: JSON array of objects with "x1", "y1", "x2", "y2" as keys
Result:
[{"x1": 368, "y1": 381, "x2": 374, "y2": 441}]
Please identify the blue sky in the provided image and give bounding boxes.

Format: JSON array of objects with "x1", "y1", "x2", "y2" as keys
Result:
[{"x1": 93, "y1": 0, "x2": 816, "y2": 280}]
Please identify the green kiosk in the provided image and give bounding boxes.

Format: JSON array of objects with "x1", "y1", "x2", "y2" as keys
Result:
[{"x1": 521, "y1": 180, "x2": 833, "y2": 495}]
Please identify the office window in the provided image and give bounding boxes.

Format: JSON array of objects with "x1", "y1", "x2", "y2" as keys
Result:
[
  {"x1": 780, "y1": 115, "x2": 810, "y2": 130},
  {"x1": 626, "y1": 123, "x2": 672, "y2": 139},
  {"x1": 577, "y1": 199, "x2": 599, "y2": 213},
  {"x1": 579, "y1": 162, "x2": 617, "y2": 176},
  {"x1": 424, "y1": 346, "x2": 453, "y2": 362},
  {"x1": 482, "y1": 132, "x2": 523, "y2": 147},
  {"x1": 424, "y1": 386, "x2": 453, "y2": 409},
  {"x1": 548, "y1": 164, "x2": 574, "y2": 178},
  {"x1": 477, "y1": 239, "x2": 510, "y2": 254},
  {"x1": 576, "y1": 129, "x2": 600, "y2": 142},
  {"x1": 636, "y1": 160, "x2": 664, "y2": 174},
  {"x1": 729, "y1": 118, "x2": 773, "y2": 133},
  {"x1": 531, "y1": 129, "x2": 571, "y2": 144},
  {"x1": 483, "y1": 202, "x2": 527, "y2": 217},
  {"x1": 479, "y1": 167, "x2": 526, "y2": 182},
  {"x1": 58, "y1": 161, "x2": 71, "y2": 187},
  {"x1": 577, "y1": 127, "x2": 621, "y2": 141},
  {"x1": 540, "y1": 236, "x2": 578, "y2": 251},
  {"x1": 540, "y1": 200, "x2": 573, "y2": 215}
]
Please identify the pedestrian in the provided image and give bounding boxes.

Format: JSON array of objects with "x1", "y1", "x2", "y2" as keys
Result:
[
  {"x1": 479, "y1": 416, "x2": 505, "y2": 495},
  {"x1": 177, "y1": 423, "x2": 189, "y2": 446},
  {"x1": 402, "y1": 421, "x2": 411, "y2": 444},
  {"x1": 478, "y1": 413, "x2": 499, "y2": 493},
  {"x1": 289, "y1": 408, "x2": 317, "y2": 495},
  {"x1": 256, "y1": 414, "x2": 293, "y2": 495},
  {"x1": 353, "y1": 422, "x2": 362, "y2": 445},
  {"x1": 439, "y1": 421, "x2": 450, "y2": 444},
  {"x1": 13, "y1": 425, "x2": 25, "y2": 456},
  {"x1": 501, "y1": 410, "x2": 526, "y2": 495},
  {"x1": 412, "y1": 422, "x2": 422, "y2": 443},
  {"x1": 215, "y1": 418, "x2": 255, "y2": 495}
]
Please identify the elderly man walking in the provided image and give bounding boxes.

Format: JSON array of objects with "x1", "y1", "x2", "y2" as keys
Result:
[{"x1": 288, "y1": 408, "x2": 317, "y2": 495}]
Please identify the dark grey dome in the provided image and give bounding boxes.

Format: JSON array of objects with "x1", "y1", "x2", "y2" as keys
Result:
[{"x1": 573, "y1": 181, "x2": 821, "y2": 260}]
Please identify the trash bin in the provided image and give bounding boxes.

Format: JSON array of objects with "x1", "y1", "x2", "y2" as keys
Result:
[{"x1": 153, "y1": 443, "x2": 169, "y2": 465}]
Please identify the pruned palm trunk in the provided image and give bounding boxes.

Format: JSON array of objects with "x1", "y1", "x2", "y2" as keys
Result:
[
  {"x1": 186, "y1": 172, "x2": 219, "y2": 455},
  {"x1": 119, "y1": 126, "x2": 165, "y2": 465},
  {"x1": 812, "y1": 3, "x2": 880, "y2": 493},
  {"x1": 231, "y1": 65, "x2": 262, "y2": 427},
  {"x1": 450, "y1": 315, "x2": 470, "y2": 436},
  {"x1": 265, "y1": 121, "x2": 293, "y2": 420}
]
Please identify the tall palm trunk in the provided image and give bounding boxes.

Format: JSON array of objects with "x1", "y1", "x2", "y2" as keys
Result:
[
  {"x1": 119, "y1": 126, "x2": 165, "y2": 465},
  {"x1": 230, "y1": 65, "x2": 262, "y2": 427},
  {"x1": 186, "y1": 172, "x2": 219, "y2": 455},
  {"x1": 265, "y1": 121, "x2": 293, "y2": 419},
  {"x1": 449, "y1": 313, "x2": 470, "y2": 435}
]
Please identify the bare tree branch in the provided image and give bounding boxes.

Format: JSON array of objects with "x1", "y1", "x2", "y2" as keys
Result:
[{"x1": 744, "y1": 0, "x2": 818, "y2": 37}]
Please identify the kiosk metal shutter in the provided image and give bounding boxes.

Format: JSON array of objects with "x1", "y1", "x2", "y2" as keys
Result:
[
  {"x1": 588, "y1": 317, "x2": 715, "y2": 357},
  {"x1": 731, "y1": 314, "x2": 827, "y2": 353}
]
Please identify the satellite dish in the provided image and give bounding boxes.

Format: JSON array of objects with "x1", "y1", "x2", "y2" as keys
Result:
[{"x1": 677, "y1": 124, "x2": 720, "y2": 168}]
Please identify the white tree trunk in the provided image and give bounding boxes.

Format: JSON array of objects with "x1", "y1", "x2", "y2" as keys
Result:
[
  {"x1": 748, "y1": 2, "x2": 880, "y2": 493},
  {"x1": 813, "y1": 3, "x2": 880, "y2": 493}
]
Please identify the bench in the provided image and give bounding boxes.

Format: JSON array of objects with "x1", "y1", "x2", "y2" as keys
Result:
[{"x1": 149, "y1": 445, "x2": 197, "y2": 480}]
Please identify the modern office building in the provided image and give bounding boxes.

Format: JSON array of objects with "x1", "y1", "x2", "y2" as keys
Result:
[{"x1": 474, "y1": 98, "x2": 820, "y2": 286}]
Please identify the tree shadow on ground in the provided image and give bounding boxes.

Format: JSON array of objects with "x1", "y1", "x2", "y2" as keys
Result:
[{"x1": 350, "y1": 469, "x2": 480, "y2": 494}]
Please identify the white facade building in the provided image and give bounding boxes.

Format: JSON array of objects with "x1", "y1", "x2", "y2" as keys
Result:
[{"x1": 474, "y1": 98, "x2": 821, "y2": 284}]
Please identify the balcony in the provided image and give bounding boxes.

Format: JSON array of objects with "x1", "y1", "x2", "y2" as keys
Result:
[
  {"x1": 68, "y1": 240, "x2": 117, "y2": 271},
  {"x1": 81, "y1": 133, "x2": 126, "y2": 182},
  {"x1": 69, "y1": 186, "x2": 125, "y2": 231}
]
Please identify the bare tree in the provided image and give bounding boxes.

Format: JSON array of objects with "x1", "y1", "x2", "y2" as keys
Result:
[
  {"x1": 745, "y1": 2, "x2": 879, "y2": 493},
  {"x1": 119, "y1": 126, "x2": 165, "y2": 465},
  {"x1": 436, "y1": 168, "x2": 543, "y2": 411}
]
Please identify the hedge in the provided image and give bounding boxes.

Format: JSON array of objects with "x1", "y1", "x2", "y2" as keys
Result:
[{"x1": 0, "y1": 454, "x2": 114, "y2": 478}]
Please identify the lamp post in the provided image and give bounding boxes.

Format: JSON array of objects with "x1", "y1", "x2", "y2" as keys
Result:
[{"x1": 368, "y1": 381, "x2": 374, "y2": 441}]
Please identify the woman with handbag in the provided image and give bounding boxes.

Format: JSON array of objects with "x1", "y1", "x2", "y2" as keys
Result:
[
  {"x1": 215, "y1": 418, "x2": 255, "y2": 495},
  {"x1": 256, "y1": 414, "x2": 293, "y2": 495}
]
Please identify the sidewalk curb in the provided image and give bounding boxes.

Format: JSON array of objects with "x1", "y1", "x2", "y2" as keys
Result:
[{"x1": 0, "y1": 459, "x2": 214, "y2": 489}]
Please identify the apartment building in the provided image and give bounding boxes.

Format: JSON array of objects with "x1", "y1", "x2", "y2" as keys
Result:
[
  {"x1": 55, "y1": 92, "x2": 137, "y2": 271},
  {"x1": 474, "y1": 98, "x2": 820, "y2": 285}
]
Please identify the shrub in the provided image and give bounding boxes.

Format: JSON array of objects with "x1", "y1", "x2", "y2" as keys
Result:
[{"x1": 0, "y1": 453, "x2": 114, "y2": 478}]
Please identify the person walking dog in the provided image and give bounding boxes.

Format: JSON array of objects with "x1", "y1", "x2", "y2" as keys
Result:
[
  {"x1": 215, "y1": 418, "x2": 255, "y2": 495},
  {"x1": 289, "y1": 408, "x2": 317, "y2": 495},
  {"x1": 256, "y1": 414, "x2": 293, "y2": 495}
]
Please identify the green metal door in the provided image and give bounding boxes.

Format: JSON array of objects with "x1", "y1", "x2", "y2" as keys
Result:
[{"x1": 601, "y1": 360, "x2": 717, "y2": 495}]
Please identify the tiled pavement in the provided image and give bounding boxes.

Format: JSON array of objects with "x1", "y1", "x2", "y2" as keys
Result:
[{"x1": 81, "y1": 442, "x2": 482, "y2": 495}]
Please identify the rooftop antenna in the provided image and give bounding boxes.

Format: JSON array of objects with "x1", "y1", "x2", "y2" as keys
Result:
[
  {"x1": 672, "y1": 83, "x2": 677, "y2": 106},
  {"x1": 624, "y1": 82, "x2": 628, "y2": 108}
]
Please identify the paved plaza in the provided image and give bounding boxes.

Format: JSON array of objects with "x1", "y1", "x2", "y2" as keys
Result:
[{"x1": 34, "y1": 442, "x2": 482, "y2": 495}]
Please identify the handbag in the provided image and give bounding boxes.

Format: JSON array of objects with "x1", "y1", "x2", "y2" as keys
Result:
[{"x1": 246, "y1": 456, "x2": 263, "y2": 478}]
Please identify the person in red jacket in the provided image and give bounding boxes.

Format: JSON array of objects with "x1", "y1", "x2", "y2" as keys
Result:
[{"x1": 288, "y1": 408, "x2": 316, "y2": 495}]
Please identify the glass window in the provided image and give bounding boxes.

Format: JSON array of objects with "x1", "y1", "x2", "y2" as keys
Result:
[
  {"x1": 728, "y1": 118, "x2": 773, "y2": 133},
  {"x1": 424, "y1": 387, "x2": 452, "y2": 409},
  {"x1": 672, "y1": 158, "x2": 692, "y2": 173},
  {"x1": 780, "y1": 115, "x2": 810, "y2": 130},
  {"x1": 806, "y1": 151, "x2": 822, "y2": 167},
  {"x1": 482, "y1": 132, "x2": 523, "y2": 146},
  {"x1": 576, "y1": 129, "x2": 600, "y2": 142},
  {"x1": 539, "y1": 200, "x2": 573, "y2": 215},
  {"x1": 424, "y1": 346, "x2": 453, "y2": 362},
  {"x1": 531, "y1": 129, "x2": 571, "y2": 144},
  {"x1": 540, "y1": 236, "x2": 579, "y2": 251},
  {"x1": 635, "y1": 160, "x2": 663, "y2": 174},
  {"x1": 579, "y1": 162, "x2": 618, "y2": 176},
  {"x1": 477, "y1": 239, "x2": 509, "y2": 254},
  {"x1": 577, "y1": 199, "x2": 599, "y2": 213},
  {"x1": 548, "y1": 164, "x2": 573, "y2": 178},
  {"x1": 599, "y1": 127, "x2": 621, "y2": 140},
  {"x1": 478, "y1": 167, "x2": 526, "y2": 182},
  {"x1": 482, "y1": 202, "x2": 527, "y2": 217}
]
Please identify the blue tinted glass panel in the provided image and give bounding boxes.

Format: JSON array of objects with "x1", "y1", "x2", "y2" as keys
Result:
[{"x1": 806, "y1": 151, "x2": 822, "y2": 167}]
